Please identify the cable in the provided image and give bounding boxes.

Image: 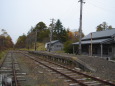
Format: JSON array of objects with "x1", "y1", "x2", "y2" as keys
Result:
[{"x1": 88, "y1": 0, "x2": 115, "y2": 13}]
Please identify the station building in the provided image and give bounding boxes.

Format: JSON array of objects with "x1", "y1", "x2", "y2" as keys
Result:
[
  {"x1": 73, "y1": 29, "x2": 115, "y2": 59},
  {"x1": 45, "y1": 40, "x2": 63, "y2": 51}
]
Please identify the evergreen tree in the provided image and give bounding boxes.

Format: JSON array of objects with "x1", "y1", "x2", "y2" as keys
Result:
[{"x1": 53, "y1": 19, "x2": 68, "y2": 42}]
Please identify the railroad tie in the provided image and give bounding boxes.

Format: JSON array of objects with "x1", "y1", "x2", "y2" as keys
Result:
[
  {"x1": 64, "y1": 80, "x2": 72, "y2": 82},
  {"x1": 69, "y1": 83, "x2": 79, "y2": 86}
]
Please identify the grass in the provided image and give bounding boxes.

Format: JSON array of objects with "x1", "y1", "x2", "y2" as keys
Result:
[
  {"x1": 18, "y1": 42, "x2": 46, "y2": 51},
  {"x1": 0, "y1": 51, "x2": 6, "y2": 60},
  {"x1": 36, "y1": 42, "x2": 46, "y2": 51},
  {"x1": 18, "y1": 42, "x2": 66, "y2": 53},
  {"x1": 0, "y1": 51, "x2": 7, "y2": 64},
  {"x1": 52, "y1": 51, "x2": 64, "y2": 53}
]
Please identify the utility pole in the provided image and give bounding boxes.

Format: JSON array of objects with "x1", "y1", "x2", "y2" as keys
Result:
[
  {"x1": 34, "y1": 29, "x2": 37, "y2": 51},
  {"x1": 78, "y1": 0, "x2": 85, "y2": 55},
  {"x1": 49, "y1": 18, "x2": 55, "y2": 52},
  {"x1": 91, "y1": 33, "x2": 92, "y2": 56}
]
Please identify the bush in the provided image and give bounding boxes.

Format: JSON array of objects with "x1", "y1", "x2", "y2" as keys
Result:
[
  {"x1": 0, "y1": 51, "x2": 5, "y2": 60},
  {"x1": 64, "y1": 41, "x2": 73, "y2": 53}
]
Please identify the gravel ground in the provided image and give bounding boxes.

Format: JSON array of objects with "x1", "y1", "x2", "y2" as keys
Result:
[
  {"x1": 14, "y1": 53, "x2": 69, "y2": 86},
  {"x1": 55, "y1": 53, "x2": 115, "y2": 82},
  {"x1": 76, "y1": 55, "x2": 115, "y2": 82},
  {"x1": 27, "y1": 51, "x2": 115, "y2": 83}
]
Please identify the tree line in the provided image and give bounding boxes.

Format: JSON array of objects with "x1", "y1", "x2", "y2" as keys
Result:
[
  {"x1": 15, "y1": 20, "x2": 113, "y2": 53},
  {"x1": 0, "y1": 21, "x2": 112, "y2": 53},
  {"x1": 15, "y1": 19, "x2": 83, "y2": 52},
  {"x1": 0, "y1": 29, "x2": 13, "y2": 52}
]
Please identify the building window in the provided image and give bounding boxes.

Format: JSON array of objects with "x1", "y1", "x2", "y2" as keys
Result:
[{"x1": 57, "y1": 45, "x2": 61, "y2": 47}]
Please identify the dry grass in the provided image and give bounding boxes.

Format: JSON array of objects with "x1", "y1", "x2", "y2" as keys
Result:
[
  {"x1": 36, "y1": 43, "x2": 46, "y2": 51},
  {"x1": 19, "y1": 42, "x2": 46, "y2": 51},
  {"x1": 0, "y1": 51, "x2": 6, "y2": 60}
]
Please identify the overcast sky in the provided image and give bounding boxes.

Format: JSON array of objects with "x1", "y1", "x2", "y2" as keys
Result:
[{"x1": 0, "y1": 0, "x2": 115, "y2": 43}]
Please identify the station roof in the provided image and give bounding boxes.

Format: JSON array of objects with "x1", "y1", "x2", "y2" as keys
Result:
[
  {"x1": 73, "y1": 38, "x2": 113, "y2": 45},
  {"x1": 82, "y1": 28, "x2": 115, "y2": 40},
  {"x1": 46, "y1": 40, "x2": 59, "y2": 45}
]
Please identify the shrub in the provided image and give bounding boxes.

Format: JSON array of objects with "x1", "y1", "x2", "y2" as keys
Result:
[{"x1": 64, "y1": 41, "x2": 73, "y2": 53}]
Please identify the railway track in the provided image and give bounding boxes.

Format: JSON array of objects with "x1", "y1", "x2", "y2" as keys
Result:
[
  {"x1": 0, "y1": 51, "x2": 25, "y2": 86},
  {"x1": 20, "y1": 51, "x2": 115, "y2": 86}
]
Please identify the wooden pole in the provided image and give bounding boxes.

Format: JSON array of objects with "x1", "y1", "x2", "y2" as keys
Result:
[{"x1": 91, "y1": 33, "x2": 92, "y2": 56}]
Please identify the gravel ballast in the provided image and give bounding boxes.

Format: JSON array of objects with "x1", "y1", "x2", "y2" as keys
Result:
[
  {"x1": 55, "y1": 52, "x2": 115, "y2": 82},
  {"x1": 15, "y1": 53, "x2": 68, "y2": 86},
  {"x1": 29, "y1": 51, "x2": 115, "y2": 82},
  {"x1": 76, "y1": 55, "x2": 115, "y2": 82}
]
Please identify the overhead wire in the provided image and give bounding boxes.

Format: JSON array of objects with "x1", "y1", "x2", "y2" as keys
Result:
[
  {"x1": 81, "y1": 0, "x2": 114, "y2": 32},
  {"x1": 90, "y1": 0, "x2": 115, "y2": 8},
  {"x1": 88, "y1": 0, "x2": 115, "y2": 13}
]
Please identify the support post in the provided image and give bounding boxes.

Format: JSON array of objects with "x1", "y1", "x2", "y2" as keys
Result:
[
  {"x1": 101, "y1": 44, "x2": 103, "y2": 58},
  {"x1": 89, "y1": 45, "x2": 90, "y2": 56},
  {"x1": 91, "y1": 33, "x2": 92, "y2": 56},
  {"x1": 73, "y1": 45, "x2": 75, "y2": 54},
  {"x1": 34, "y1": 29, "x2": 37, "y2": 51}
]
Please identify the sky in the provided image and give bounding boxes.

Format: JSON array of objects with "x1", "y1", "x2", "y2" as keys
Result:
[{"x1": 0, "y1": 0, "x2": 115, "y2": 43}]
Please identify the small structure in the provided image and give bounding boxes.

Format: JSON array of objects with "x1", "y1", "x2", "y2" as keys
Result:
[
  {"x1": 45, "y1": 40, "x2": 63, "y2": 51},
  {"x1": 73, "y1": 29, "x2": 115, "y2": 59}
]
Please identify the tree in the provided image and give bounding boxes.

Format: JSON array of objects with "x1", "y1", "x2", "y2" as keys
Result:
[
  {"x1": 53, "y1": 19, "x2": 63, "y2": 40},
  {"x1": 34, "y1": 22, "x2": 50, "y2": 42},
  {"x1": 96, "y1": 22, "x2": 112, "y2": 31},
  {"x1": 15, "y1": 34, "x2": 27, "y2": 48},
  {"x1": 64, "y1": 41, "x2": 73, "y2": 53},
  {"x1": 53, "y1": 19, "x2": 68, "y2": 42},
  {"x1": 0, "y1": 29, "x2": 13, "y2": 51},
  {"x1": 60, "y1": 28, "x2": 68, "y2": 42},
  {"x1": 34, "y1": 22, "x2": 47, "y2": 31},
  {"x1": 5, "y1": 36, "x2": 13, "y2": 48},
  {"x1": 26, "y1": 22, "x2": 50, "y2": 44},
  {"x1": 1, "y1": 29, "x2": 8, "y2": 37}
]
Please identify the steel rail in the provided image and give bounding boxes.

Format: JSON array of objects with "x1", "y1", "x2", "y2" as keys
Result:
[
  {"x1": 21, "y1": 52, "x2": 115, "y2": 86},
  {"x1": 25, "y1": 54, "x2": 87, "y2": 86},
  {"x1": 43, "y1": 57, "x2": 115, "y2": 86},
  {"x1": 11, "y1": 52, "x2": 19, "y2": 86}
]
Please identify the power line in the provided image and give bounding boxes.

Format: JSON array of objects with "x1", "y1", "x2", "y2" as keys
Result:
[{"x1": 88, "y1": 0, "x2": 115, "y2": 13}]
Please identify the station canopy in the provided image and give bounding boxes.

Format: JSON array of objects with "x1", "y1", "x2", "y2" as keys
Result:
[{"x1": 73, "y1": 38, "x2": 113, "y2": 45}]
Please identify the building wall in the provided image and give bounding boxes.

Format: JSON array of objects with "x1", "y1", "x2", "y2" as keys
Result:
[
  {"x1": 112, "y1": 43, "x2": 115, "y2": 59},
  {"x1": 113, "y1": 36, "x2": 115, "y2": 59},
  {"x1": 50, "y1": 42, "x2": 63, "y2": 51},
  {"x1": 81, "y1": 44, "x2": 114, "y2": 59}
]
